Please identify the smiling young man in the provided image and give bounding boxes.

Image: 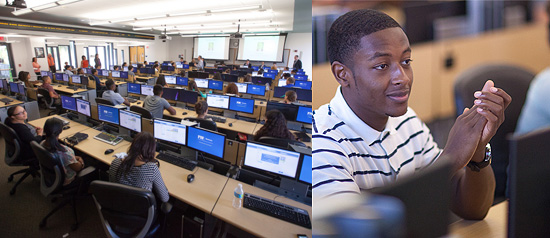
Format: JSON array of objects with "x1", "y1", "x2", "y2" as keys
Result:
[{"x1": 312, "y1": 9, "x2": 511, "y2": 219}]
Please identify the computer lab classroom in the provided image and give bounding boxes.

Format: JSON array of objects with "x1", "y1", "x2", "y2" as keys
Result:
[
  {"x1": 0, "y1": 0, "x2": 313, "y2": 237},
  {"x1": 313, "y1": 1, "x2": 550, "y2": 238}
]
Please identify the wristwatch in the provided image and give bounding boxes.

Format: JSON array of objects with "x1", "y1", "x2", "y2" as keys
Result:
[{"x1": 467, "y1": 143, "x2": 492, "y2": 172}]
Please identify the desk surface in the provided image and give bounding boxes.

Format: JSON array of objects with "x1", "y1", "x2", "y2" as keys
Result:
[
  {"x1": 35, "y1": 83, "x2": 89, "y2": 94},
  {"x1": 28, "y1": 115, "x2": 90, "y2": 139},
  {"x1": 100, "y1": 79, "x2": 127, "y2": 85},
  {"x1": 0, "y1": 94, "x2": 24, "y2": 108},
  {"x1": 449, "y1": 201, "x2": 507, "y2": 237}
]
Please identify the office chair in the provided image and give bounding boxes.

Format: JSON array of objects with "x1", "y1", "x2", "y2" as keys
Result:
[
  {"x1": 257, "y1": 136, "x2": 306, "y2": 149},
  {"x1": 90, "y1": 180, "x2": 171, "y2": 238},
  {"x1": 130, "y1": 105, "x2": 154, "y2": 119},
  {"x1": 184, "y1": 117, "x2": 218, "y2": 132},
  {"x1": 0, "y1": 122, "x2": 38, "y2": 195},
  {"x1": 37, "y1": 88, "x2": 57, "y2": 115},
  {"x1": 454, "y1": 63, "x2": 535, "y2": 200},
  {"x1": 30, "y1": 141, "x2": 96, "y2": 231},
  {"x1": 95, "y1": 97, "x2": 114, "y2": 106},
  {"x1": 162, "y1": 114, "x2": 182, "y2": 123}
]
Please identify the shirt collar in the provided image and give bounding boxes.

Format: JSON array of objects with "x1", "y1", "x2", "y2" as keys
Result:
[{"x1": 329, "y1": 86, "x2": 397, "y2": 145}]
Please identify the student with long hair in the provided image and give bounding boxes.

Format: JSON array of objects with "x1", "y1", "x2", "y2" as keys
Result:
[
  {"x1": 18, "y1": 71, "x2": 37, "y2": 88},
  {"x1": 224, "y1": 82, "x2": 239, "y2": 96},
  {"x1": 155, "y1": 74, "x2": 168, "y2": 87},
  {"x1": 188, "y1": 80, "x2": 206, "y2": 98},
  {"x1": 283, "y1": 90, "x2": 297, "y2": 104},
  {"x1": 194, "y1": 101, "x2": 210, "y2": 119},
  {"x1": 213, "y1": 72, "x2": 222, "y2": 81},
  {"x1": 253, "y1": 110, "x2": 295, "y2": 141},
  {"x1": 5, "y1": 105, "x2": 43, "y2": 162}
]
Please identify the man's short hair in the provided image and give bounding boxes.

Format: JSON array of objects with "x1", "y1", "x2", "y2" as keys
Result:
[
  {"x1": 285, "y1": 90, "x2": 297, "y2": 102},
  {"x1": 128, "y1": 65, "x2": 133, "y2": 70},
  {"x1": 92, "y1": 69, "x2": 97, "y2": 74},
  {"x1": 105, "y1": 79, "x2": 115, "y2": 89},
  {"x1": 64, "y1": 65, "x2": 71, "y2": 70},
  {"x1": 328, "y1": 9, "x2": 401, "y2": 66},
  {"x1": 153, "y1": 84, "x2": 163, "y2": 95}
]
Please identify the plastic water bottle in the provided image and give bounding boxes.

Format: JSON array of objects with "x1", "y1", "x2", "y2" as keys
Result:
[{"x1": 232, "y1": 183, "x2": 243, "y2": 209}]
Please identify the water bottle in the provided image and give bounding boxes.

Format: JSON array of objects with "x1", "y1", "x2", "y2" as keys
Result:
[{"x1": 232, "y1": 183, "x2": 243, "y2": 208}]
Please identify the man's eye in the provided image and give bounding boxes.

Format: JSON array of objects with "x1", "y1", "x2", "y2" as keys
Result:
[
  {"x1": 374, "y1": 64, "x2": 388, "y2": 70},
  {"x1": 402, "y1": 59, "x2": 412, "y2": 65}
]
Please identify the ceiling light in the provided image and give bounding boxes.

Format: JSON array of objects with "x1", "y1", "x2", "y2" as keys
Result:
[
  {"x1": 11, "y1": 0, "x2": 83, "y2": 16},
  {"x1": 242, "y1": 33, "x2": 280, "y2": 36},
  {"x1": 110, "y1": 18, "x2": 136, "y2": 23},
  {"x1": 133, "y1": 27, "x2": 152, "y2": 31},
  {"x1": 169, "y1": 11, "x2": 205, "y2": 17},
  {"x1": 137, "y1": 15, "x2": 168, "y2": 21},
  {"x1": 57, "y1": 0, "x2": 82, "y2": 4},
  {"x1": 180, "y1": 35, "x2": 199, "y2": 38},
  {"x1": 32, "y1": 3, "x2": 59, "y2": 11},
  {"x1": 89, "y1": 21, "x2": 110, "y2": 26},
  {"x1": 12, "y1": 8, "x2": 33, "y2": 16},
  {"x1": 210, "y1": 5, "x2": 261, "y2": 13}
]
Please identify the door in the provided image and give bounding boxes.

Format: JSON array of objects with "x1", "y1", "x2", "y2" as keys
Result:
[
  {"x1": 0, "y1": 42, "x2": 15, "y2": 79},
  {"x1": 137, "y1": 46, "x2": 145, "y2": 63}
]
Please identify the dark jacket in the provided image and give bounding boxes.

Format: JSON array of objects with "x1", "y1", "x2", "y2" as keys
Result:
[{"x1": 4, "y1": 118, "x2": 43, "y2": 160}]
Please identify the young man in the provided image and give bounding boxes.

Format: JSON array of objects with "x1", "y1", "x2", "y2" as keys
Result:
[
  {"x1": 128, "y1": 65, "x2": 135, "y2": 77},
  {"x1": 143, "y1": 84, "x2": 176, "y2": 118},
  {"x1": 244, "y1": 59, "x2": 252, "y2": 68},
  {"x1": 197, "y1": 56, "x2": 205, "y2": 70},
  {"x1": 292, "y1": 55, "x2": 302, "y2": 70},
  {"x1": 313, "y1": 9, "x2": 511, "y2": 220},
  {"x1": 64, "y1": 65, "x2": 74, "y2": 75},
  {"x1": 102, "y1": 79, "x2": 130, "y2": 106},
  {"x1": 91, "y1": 69, "x2": 105, "y2": 88},
  {"x1": 40, "y1": 76, "x2": 60, "y2": 101}
]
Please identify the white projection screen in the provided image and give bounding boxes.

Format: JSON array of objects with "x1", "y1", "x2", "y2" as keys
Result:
[
  {"x1": 237, "y1": 35, "x2": 287, "y2": 62},
  {"x1": 193, "y1": 37, "x2": 230, "y2": 60}
]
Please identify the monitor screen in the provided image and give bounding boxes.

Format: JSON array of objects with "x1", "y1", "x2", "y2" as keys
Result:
[
  {"x1": 120, "y1": 71, "x2": 128, "y2": 79},
  {"x1": 187, "y1": 126, "x2": 225, "y2": 158},
  {"x1": 222, "y1": 74, "x2": 239, "y2": 82},
  {"x1": 294, "y1": 80, "x2": 312, "y2": 90},
  {"x1": 229, "y1": 97, "x2": 254, "y2": 114},
  {"x1": 176, "y1": 62, "x2": 183, "y2": 69},
  {"x1": 165, "y1": 75, "x2": 176, "y2": 85},
  {"x1": 123, "y1": 66, "x2": 128, "y2": 72},
  {"x1": 76, "y1": 98, "x2": 91, "y2": 117},
  {"x1": 296, "y1": 71, "x2": 306, "y2": 75},
  {"x1": 85, "y1": 68, "x2": 92, "y2": 74},
  {"x1": 183, "y1": 64, "x2": 189, "y2": 69},
  {"x1": 40, "y1": 71, "x2": 49, "y2": 77},
  {"x1": 296, "y1": 88, "x2": 312, "y2": 102},
  {"x1": 299, "y1": 155, "x2": 312, "y2": 184},
  {"x1": 55, "y1": 73, "x2": 64, "y2": 81},
  {"x1": 235, "y1": 83, "x2": 247, "y2": 93},
  {"x1": 268, "y1": 69, "x2": 278, "y2": 74},
  {"x1": 278, "y1": 79, "x2": 287, "y2": 87},
  {"x1": 266, "y1": 102, "x2": 298, "y2": 121},
  {"x1": 127, "y1": 83, "x2": 141, "y2": 94},
  {"x1": 161, "y1": 87, "x2": 179, "y2": 101},
  {"x1": 98, "y1": 104, "x2": 120, "y2": 125},
  {"x1": 263, "y1": 72, "x2": 276, "y2": 79},
  {"x1": 195, "y1": 78, "x2": 209, "y2": 88},
  {"x1": 61, "y1": 95, "x2": 76, "y2": 111},
  {"x1": 246, "y1": 84, "x2": 266, "y2": 96},
  {"x1": 1, "y1": 79, "x2": 7, "y2": 90},
  {"x1": 18, "y1": 84, "x2": 25, "y2": 96},
  {"x1": 62, "y1": 74, "x2": 69, "y2": 82},
  {"x1": 251, "y1": 66, "x2": 259, "y2": 71},
  {"x1": 9, "y1": 82, "x2": 19, "y2": 94},
  {"x1": 295, "y1": 75, "x2": 308, "y2": 81},
  {"x1": 101, "y1": 69, "x2": 109, "y2": 77},
  {"x1": 251, "y1": 76, "x2": 271, "y2": 85},
  {"x1": 244, "y1": 142, "x2": 300, "y2": 178},
  {"x1": 119, "y1": 110, "x2": 142, "y2": 132},
  {"x1": 153, "y1": 119, "x2": 187, "y2": 145},
  {"x1": 207, "y1": 94, "x2": 230, "y2": 109},
  {"x1": 111, "y1": 70, "x2": 120, "y2": 78},
  {"x1": 141, "y1": 84, "x2": 154, "y2": 96},
  {"x1": 296, "y1": 106, "x2": 312, "y2": 124},
  {"x1": 178, "y1": 90, "x2": 198, "y2": 104},
  {"x1": 208, "y1": 80, "x2": 223, "y2": 91},
  {"x1": 273, "y1": 86, "x2": 288, "y2": 98},
  {"x1": 0, "y1": 79, "x2": 3, "y2": 89},
  {"x1": 110, "y1": 66, "x2": 114, "y2": 70},
  {"x1": 176, "y1": 76, "x2": 188, "y2": 86},
  {"x1": 71, "y1": 75, "x2": 81, "y2": 84}
]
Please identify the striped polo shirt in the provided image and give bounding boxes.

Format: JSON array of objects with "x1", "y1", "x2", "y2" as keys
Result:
[{"x1": 312, "y1": 86, "x2": 442, "y2": 199}]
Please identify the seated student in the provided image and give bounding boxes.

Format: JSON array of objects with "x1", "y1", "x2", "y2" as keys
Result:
[
  {"x1": 127, "y1": 65, "x2": 135, "y2": 77},
  {"x1": 103, "y1": 79, "x2": 130, "y2": 106},
  {"x1": 243, "y1": 74, "x2": 252, "y2": 83},
  {"x1": 290, "y1": 69, "x2": 297, "y2": 75},
  {"x1": 224, "y1": 68, "x2": 231, "y2": 74},
  {"x1": 224, "y1": 82, "x2": 239, "y2": 96},
  {"x1": 259, "y1": 62, "x2": 266, "y2": 69},
  {"x1": 270, "y1": 63, "x2": 278, "y2": 70},
  {"x1": 5, "y1": 105, "x2": 43, "y2": 163},
  {"x1": 258, "y1": 67, "x2": 265, "y2": 75},
  {"x1": 283, "y1": 90, "x2": 297, "y2": 104},
  {"x1": 109, "y1": 131, "x2": 169, "y2": 203},
  {"x1": 285, "y1": 77, "x2": 295, "y2": 87},
  {"x1": 144, "y1": 61, "x2": 148, "y2": 66},
  {"x1": 143, "y1": 84, "x2": 176, "y2": 118},
  {"x1": 76, "y1": 68, "x2": 85, "y2": 75},
  {"x1": 40, "y1": 76, "x2": 60, "y2": 101},
  {"x1": 183, "y1": 60, "x2": 188, "y2": 64},
  {"x1": 64, "y1": 65, "x2": 74, "y2": 75},
  {"x1": 254, "y1": 110, "x2": 296, "y2": 141},
  {"x1": 188, "y1": 80, "x2": 206, "y2": 98},
  {"x1": 155, "y1": 74, "x2": 168, "y2": 87},
  {"x1": 284, "y1": 66, "x2": 290, "y2": 71},
  {"x1": 282, "y1": 72, "x2": 291, "y2": 80},
  {"x1": 195, "y1": 101, "x2": 211, "y2": 120},
  {"x1": 122, "y1": 62, "x2": 127, "y2": 67},
  {"x1": 92, "y1": 69, "x2": 105, "y2": 88},
  {"x1": 113, "y1": 66, "x2": 120, "y2": 71},
  {"x1": 18, "y1": 71, "x2": 39, "y2": 88},
  {"x1": 153, "y1": 64, "x2": 160, "y2": 75},
  {"x1": 213, "y1": 72, "x2": 222, "y2": 81}
]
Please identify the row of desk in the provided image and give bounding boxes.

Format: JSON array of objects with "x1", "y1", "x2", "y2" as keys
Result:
[{"x1": 28, "y1": 115, "x2": 312, "y2": 237}]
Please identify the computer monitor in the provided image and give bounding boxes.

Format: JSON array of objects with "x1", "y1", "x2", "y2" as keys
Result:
[
  {"x1": 127, "y1": 83, "x2": 141, "y2": 94},
  {"x1": 294, "y1": 80, "x2": 312, "y2": 90},
  {"x1": 266, "y1": 101, "x2": 298, "y2": 121},
  {"x1": 153, "y1": 119, "x2": 187, "y2": 146},
  {"x1": 17, "y1": 84, "x2": 26, "y2": 96},
  {"x1": 263, "y1": 72, "x2": 276, "y2": 79},
  {"x1": 187, "y1": 126, "x2": 225, "y2": 159},
  {"x1": 101, "y1": 69, "x2": 109, "y2": 77},
  {"x1": 244, "y1": 142, "x2": 300, "y2": 178},
  {"x1": 278, "y1": 79, "x2": 287, "y2": 87},
  {"x1": 76, "y1": 98, "x2": 91, "y2": 117},
  {"x1": 161, "y1": 87, "x2": 179, "y2": 101},
  {"x1": 71, "y1": 75, "x2": 81, "y2": 84},
  {"x1": 176, "y1": 76, "x2": 188, "y2": 86},
  {"x1": 123, "y1": 66, "x2": 128, "y2": 72},
  {"x1": 298, "y1": 154, "x2": 312, "y2": 184},
  {"x1": 84, "y1": 68, "x2": 92, "y2": 74},
  {"x1": 296, "y1": 88, "x2": 312, "y2": 102},
  {"x1": 183, "y1": 64, "x2": 189, "y2": 69},
  {"x1": 235, "y1": 82, "x2": 247, "y2": 93},
  {"x1": 120, "y1": 71, "x2": 129, "y2": 79},
  {"x1": 111, "y1": 70, "x2": 120, "y2": 78},
  {"x1": 61, "y1": 95, "x2": 76, "y2": 111},
  {"x1": 165, "y1": 75, "x2": 176, "y2": 85},
  {"x1": 246, "y1": 84, "x2": 266, "y2": 96},
  {"x1": 268, "y1": 69, "x2": 278, "y2": 74},
  {"x1": 110, "y1": 66, "x2": 114, "y2": 70},
  {"x1": 55, "y1": 73, "x2": 64, "y2": 81},
  {"x1": 195, "y1": 78, "x2": 209, "y2": 88},
  {"x1": 178, "y1": 90, "x2": 198, "y2": 104},
  {"x1": 132, "y1": 64, "x2": 138, "y2": 68},
  {"x1": 98, "y1": 104, "x2": 120, "y2": 125},
  {"x1": 229, "y1": 97, "x2": 254, "y2": 114},
  {"x1": 221, "y1": 74, "x2": 239, "y2": 82},
  {"x1": 9, "y1": 82, "x2": 19, "y2": 94},
  {"x1": 0, "y1": 79, "x2": 3, "y2": 89},
  {"x1": 139, "y1": 68, "x2": 148, "y2": 74},
  {"x1": 296, "y1": 106, "x2": 312, "y2": 124},
  {"x1": 251, "y1": 66, "x2": 259, "y2": 71},
  {"x1": 208, "y1": 80, "x2": 223, "y2": 91},
  {"x1": 176, "y1": 62, "x2": 183, "y2": 69},
  {"x1": 1, "y1": 79, "x2": 8, "y2": 91},
  {"x1": 273, "y1": 86, "x2": 289, "y2": 98},
  {"x1": 296, "y1": 71, "x2": 306, "y2": 75},
  {"x1": 207, "y1": 94, "x2": 229, "y2": 109},
  {"x1": 295, "y1": 75, "x2": 308, "y2": 81},
  {"x1": 40, "y1": 71, "x2": 53, "y2": 78},
  {"x1": 251, "y1": 76, "x2": 272, "y2": 85},
  {"x1": 141, "y1": 84, "x2": 154, "y2": 96},
  {"x1": 119, "y1": 110, "x2": 142, "y2": 133}
]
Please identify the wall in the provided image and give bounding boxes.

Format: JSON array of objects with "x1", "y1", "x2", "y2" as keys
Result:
[{"x1": 285, "y1": 32, "x2": 313, "y2": 75}]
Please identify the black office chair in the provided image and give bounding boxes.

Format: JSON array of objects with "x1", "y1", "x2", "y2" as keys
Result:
[
  {"x1": 184, "y1": 117, "x2": 218, "y2": 132},
  {"x1": 0, "y1": 122, "x2": 38, "y2": 195},
  {"x1": 257, "y1": 136, "x2": 306, "y2": 149},
  {"x1": 454, "y1": 63, "x2": 535, "y2": 200},
  {"x1": 90, "y1": 180, "x2": 169, "y2": 238},
  {"x1": 37, "y1": 88, "x2": 57, "y2": 115},
  {"x1": 30, "y1": 141, "x2": 96, "y2": 230},
  {"x1": 162, "y1": 114, "x2": 182, "y2": 123},
  {"x1": 130, "y1": 105, "x2": 153, "y2": 119},
  {"x1": 95, "y1": 97, "x2": 114, "y2": 106},
  {"x1": 90, "y1": 75, "x2": 106, "y2": 97}
]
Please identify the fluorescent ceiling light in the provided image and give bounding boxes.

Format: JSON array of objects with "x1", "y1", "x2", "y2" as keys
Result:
[
  {"x1": 57, "y1": 0, "x2": 82, "y2": 4},
  {"x1": 169, "y1": 11, "x2": 205, "y2": 17},
  {"x1": 89, "y1": 21, "x2": 110, "y2": 26},
  {"x1": 180, "y1": 35, "x2": 199, "y2": 38},
  {"x1": 110, "y1": 18, "x2": 136, "y2": 23},
  {"x1": 12, "y1": 0, "x2": 83, "y2": 16},
  {"x1": 12, "y1": 8, "x2": 33, "y2": 16},
  {"x1": 133, "y1": 27, "x2": 152, "y2": 31},
  {"x1": 210, "y1": 5, "x2": 261, "y2": 13},
  {"x1": 32, "y1": 3, "x2": 59, "y2": 11},
  {"x1": 242, "y1": 33, "x2": 280, "y2": 36},
  {"x1": 137, "y1": 15, "x2": 168, "y2": 21}
]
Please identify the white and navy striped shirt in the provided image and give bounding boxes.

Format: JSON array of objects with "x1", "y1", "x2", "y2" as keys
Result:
[{"x1": 312, "y1": 86, "x2": 442, "y2": 199}]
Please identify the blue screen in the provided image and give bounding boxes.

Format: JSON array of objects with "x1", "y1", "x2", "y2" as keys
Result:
[
  {"x1": 295, "y1": 75, "x2": 308, "y2": 80},
  {"x1": 296, "y1": 106, "x2": 312, "y2": 124},
  {"x1": 299, "y1": 155, "x2": 312, "y2": 183},
  {"x1": 251, "y1": 66, "x2": 259, "y2": 71},
  {"x1": 187, "y1": 126, "x2": 225, "y2": 158},
  {"x1": 0, "y1": 79, "x2": 3, "y2": 88},
  {"x1": 263, "y1": 72, "x2": 276, "y2": 79},
  {"x1": 61, "y1": 95, "x2": 76, "y2": 111},
  {"x1": 296, "y1": 71, "x2": 306, "y2": 75},
  {"x1": 127, "y1": 83, "x2": 141, "y2": 94},
  {"x1": 294, "y1": 80, "x2": 312, "y2": 90},
  {"x1": 9, "y1": 82, "x2": 19, "y2": 93},
  {"x1": 268, "y1": 69, "x2": 278, "y2": 74},
  {"x1": 18, "y1": 84, "x2": 25, "y2": 96},
  {"x1": 176, "y1": 76, "x2": 188, "y2": 86},
  {"x1": 120, "y1": 71, "x2": 128, "y2": 79},
  {"x1": 165, "y1": 75, "x2": 176, "y2": 84},
  {"x1": 208, "y1": 80, "x2": 223, "y2": 90},
  {"x1": 273, "y1": 87, "x2": 288, "y2": 98},
  {"x1": 101, "y1": 70, "x2": 109, "y2": 76},
  {"x1": 183, "y1": 64, "x2": 189, "y2": 69},
  {"x1": 71, "y1": 75, "x2": 81, "y2": 84},
  {"x1": 98, "y1": 104, "x2": 120, "y2": 125},
  {"x1": 55, "y1": 73, "x2": 64, "y2": 81},
  {"x1": 246, "y1": 84, "x2": 266, "y2": 96},
  {"x1": 111, "y1": 71, "x2": 120, "y2": 78},
  {"x1": 229, "y1": 97, "x2": 254, "y2": 114},
  {"x1": 76, "y1": 98, "x2": 91, "y2": 117},
  {"x1": 40, "y1": 71, "x2": 49, "y2": 77}
]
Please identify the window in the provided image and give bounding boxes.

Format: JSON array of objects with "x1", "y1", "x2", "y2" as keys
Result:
[
  {"x1": 46, "y1": 46, "x2": 61, "y2": 71},
  {"x1": 114, "y1": 49, "x2": 118, "y2": 65},
  {"x1": 70, "y1": 41, "x2": 77, "y2": 68},
  {"x1": 121, "y1": 49, "x2": 125, "y2": 64},
  {"x1": 58, "y1": 45, "x2": 70, "y2": 68}
]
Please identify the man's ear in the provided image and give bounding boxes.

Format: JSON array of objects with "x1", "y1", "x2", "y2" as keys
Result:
[{"x1": 331, "y1": 61, "x2": 353, "y2": 88}]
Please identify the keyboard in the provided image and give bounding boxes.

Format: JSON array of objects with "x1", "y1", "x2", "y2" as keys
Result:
[
  {"x1": 127, "y1": 98, "x2": 138, "y2": 103},
  {"x1": 243, "y1": 193, "x2": 311, "y2": 229},
  {"x1": 205, "y1": 115, "x2": 226, "y2": 123},
  {"x1": 156, "y1": 151, "x2": 197, "y2": 171},
  {"x1": 93, "y1": 131, "x2": 123, "y2": 145},
  {"x1": 294, "y1": 131, "x2": 311, "y2": 143},
  {"x1": 0, "y1": 98, "x2": 14, "y2": 104},
  {"x1": 67, "y1": 86, "x2": 80, "y2": 91},
  {"x1": 58, "y1": 117, "x2": 70, "y2": 126}
]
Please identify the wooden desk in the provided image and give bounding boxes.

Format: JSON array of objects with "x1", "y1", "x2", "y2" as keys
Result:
[
  {"x1": 27, "y1": 115, "x2": 90, "y2": 140},
  {"x1": 71, "y1": 127, "x2": 131, "y2": 163},
  {"x1": 212, "y1": 179, "x2": 312, "y2": 238},
  {"x1": 0, "y1": 94, "x2": 23, "y2": 108},
  {"x1": 449, "y1": 201, "x2": 508, "y2": 238}
]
